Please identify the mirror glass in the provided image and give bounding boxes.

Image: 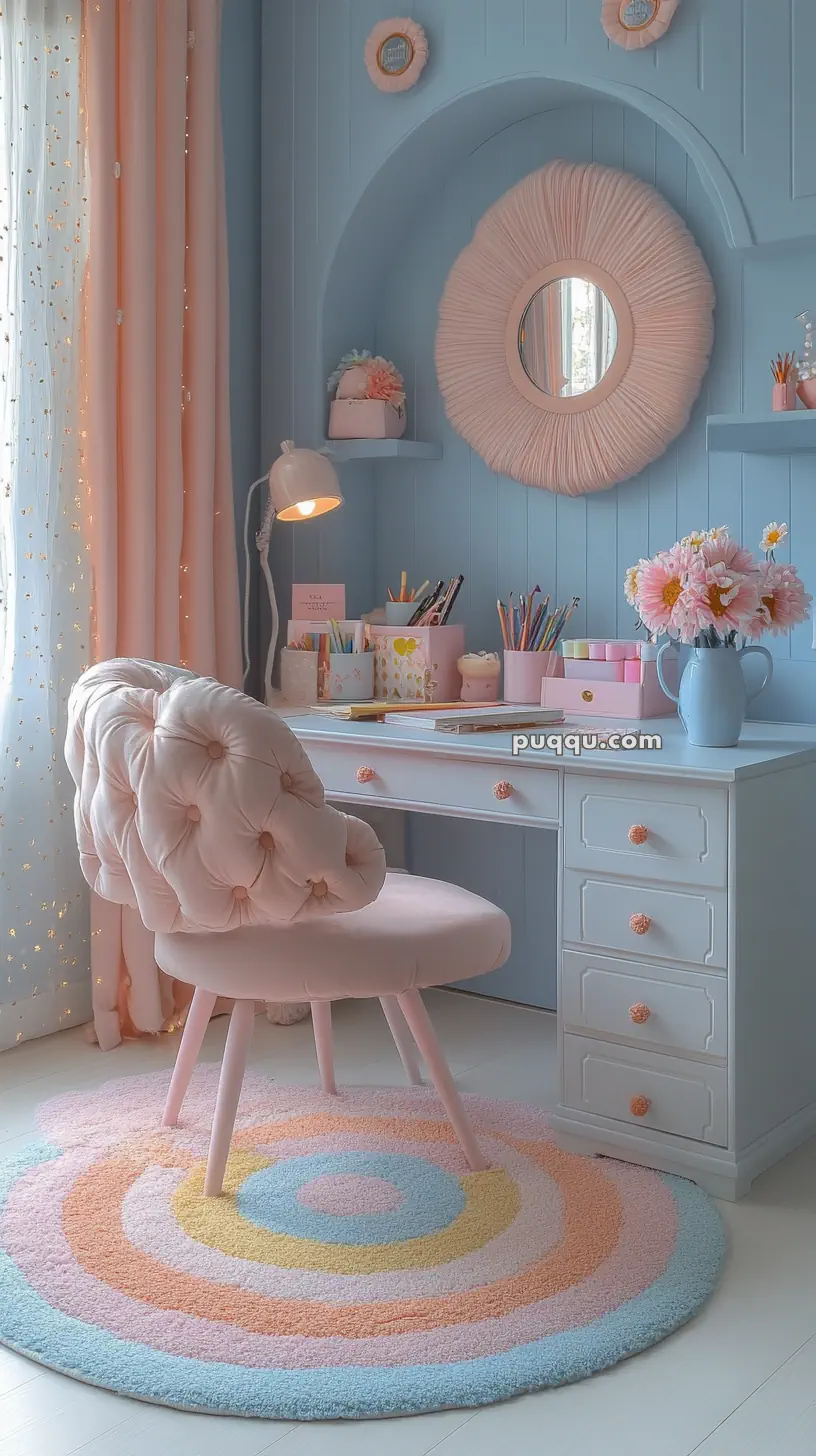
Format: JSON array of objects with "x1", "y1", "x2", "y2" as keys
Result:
[
  {"x1": 619, "y1": 0, "x2": 658, "y2": 28},
  {"x1": 377, "y1": 33, "x2": 413, "y2": 74},
  {"x1": 518, "y1": 277, "x2": 618, "y2": 398}
]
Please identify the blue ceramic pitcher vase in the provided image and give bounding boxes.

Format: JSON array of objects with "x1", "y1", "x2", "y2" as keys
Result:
[{"x1": 656, "y1": 642, "x2": 773, "y2": 748}]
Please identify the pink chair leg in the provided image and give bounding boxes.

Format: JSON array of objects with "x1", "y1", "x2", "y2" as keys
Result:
[
  {"x1": 380, "y1": 995, "x2": 423, "y2": 1085},
  {"x1": 204, "y1": 999, "x2": 256, "y2": 1197},
  {"x1": 162, "y1": 987, "x2": 217, "y2": 1127},
  {"x1": 311, "y1": 1000, "x2": 337, "y2": 1094},
  {"x1": 397, "y1": 989, "x2": 488, "y2": 1171}
]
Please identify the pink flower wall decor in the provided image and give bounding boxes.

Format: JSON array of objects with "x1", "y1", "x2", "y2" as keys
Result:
[
  {"x1": 602, "y1": 0, "x2": 681, "y2": 51},
  {"x1": 365, "y1": 19, "x2": 429, "y2": 93}
]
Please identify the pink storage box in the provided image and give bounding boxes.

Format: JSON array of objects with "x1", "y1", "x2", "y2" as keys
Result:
[
  {"x1": 564, "y1": 660, "x2": 624, "y2": 682},
  {"x1": 541, "y1": 658, "x2": 678, "y2": 718},
  {"x1": 328, "y1": 399, "x2": 406, "y2": 440},
  {"x1": 370, "y1": 624, "x2": 465, "y2": 703}
]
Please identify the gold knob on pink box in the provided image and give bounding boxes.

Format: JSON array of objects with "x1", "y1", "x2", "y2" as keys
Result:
[
  {"x1": 493, "y1": 780, "x2": 513, "y2": 801},
  {"x1": 355, "y1": 766, "x2": 376, "y2": 784},
  {"x1": 630, "y1": 1094, "x2": 651, "y2": 1118},
  {"x1": 629, "y1": 1002, "x2": 651, "y2": 1024},
  {"x1": 628, "y1": 824, "x2": 648, "y2": 845},
  {"x1": 629, "y1": 912, "x2": 652, "y2": 935}
]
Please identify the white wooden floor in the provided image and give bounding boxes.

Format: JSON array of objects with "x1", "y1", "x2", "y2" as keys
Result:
[{"x1": 2, "y1": 991, "x2": 816, "y2": 1456}]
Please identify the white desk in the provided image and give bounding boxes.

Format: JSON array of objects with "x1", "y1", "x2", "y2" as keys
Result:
[{"x1": 282, "y1": 709, "x2": 816, "y2": 1200}]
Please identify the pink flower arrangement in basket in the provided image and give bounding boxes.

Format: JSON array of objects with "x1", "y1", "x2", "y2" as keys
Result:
[{"x1": 625, "y1": 524, "x2": 812, "y2": 647}]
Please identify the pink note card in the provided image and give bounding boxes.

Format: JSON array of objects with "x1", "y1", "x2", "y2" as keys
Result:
[{"x1": 291, "y1": 584, "x2": 346, "y2": 621}]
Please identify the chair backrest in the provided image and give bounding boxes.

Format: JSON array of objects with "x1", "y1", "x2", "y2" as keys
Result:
[{"x1": 65, "y1": 659, "x2": 386, "y2": 934}]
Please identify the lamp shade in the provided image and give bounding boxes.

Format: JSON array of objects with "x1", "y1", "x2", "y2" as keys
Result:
[{"x1": 268, "y1": 440, "x2": 343, "y2": 523}]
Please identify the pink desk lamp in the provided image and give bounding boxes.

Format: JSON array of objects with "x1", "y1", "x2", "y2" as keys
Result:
[{"x1": 243, "y1": 441, "x2": 343, "y2": 702}]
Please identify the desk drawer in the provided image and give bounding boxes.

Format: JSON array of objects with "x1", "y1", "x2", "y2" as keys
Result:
[
  {"x1": 561, "y1": 950, "x2": 727, "y2": 1059},
  {"x1": 564, "y1": 773, "x2": 727, "y2": 887},
  {"x1": 563, "y1": 870, "x2": 727, "y2": 969},
  {"x1": 304, "y1": 741, "x2": 559, "y2": 825},
  {"x1": 563, "y1": 1033, "x2": 728, "y2": 1145}
]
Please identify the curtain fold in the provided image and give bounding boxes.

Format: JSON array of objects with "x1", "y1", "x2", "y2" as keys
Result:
[{"x1": 84, "y1": 0, "x2": 242, "y2": 1049}]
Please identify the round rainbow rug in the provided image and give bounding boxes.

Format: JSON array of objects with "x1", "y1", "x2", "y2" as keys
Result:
[{"x1": 0, "y1": 1067, "x2": 725, "y2": 1419}]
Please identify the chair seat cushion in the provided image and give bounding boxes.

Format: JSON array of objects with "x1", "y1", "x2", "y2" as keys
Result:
[{"x1": 155, "y1": 873, "x2": 510, "y2": 1003}]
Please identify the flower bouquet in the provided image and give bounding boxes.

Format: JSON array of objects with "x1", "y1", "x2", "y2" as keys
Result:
[{"x1": 623, "y1": 525, "x2": 811, "y2": 746}]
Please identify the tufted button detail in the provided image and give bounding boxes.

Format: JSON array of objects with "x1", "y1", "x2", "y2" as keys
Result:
[
  {"x1": 233, "y1": 885, "x2": 249, "y2": 901},
  {"x1": 131, "y1": 793, "x2": 138, "y2": 807},
  {"x1": 311, "y1": 879, "x2": 328, "y2": 898},
  {"x1": 259, "y1": 831, "x2": 274, "y2": 851},
  {"x1": 207, "y1": 741, "x2": 224, "y2": 760},
  {"x1": 280, "y1": 772, "x2": 292, "y2": 790},
  {"x1": 186, "y1": 805, "x2": 201, "y2": 823}
]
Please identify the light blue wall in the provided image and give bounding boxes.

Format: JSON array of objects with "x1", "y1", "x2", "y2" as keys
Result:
[{"x1": 259, "y1": 0, "x2": 816, "y2": 1008}]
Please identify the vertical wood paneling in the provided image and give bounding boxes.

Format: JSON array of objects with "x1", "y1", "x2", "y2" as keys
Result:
[
  {"x1": 792, "y1": 0, "x2": 816, "y2": 199},
  {"x1": 743, "y1": 1, "x2": 792, "y2": 202}
]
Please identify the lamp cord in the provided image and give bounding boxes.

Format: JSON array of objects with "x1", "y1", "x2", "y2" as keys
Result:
[{"x1": 242, "y1": 474, "x2": 278, "y2": 700}]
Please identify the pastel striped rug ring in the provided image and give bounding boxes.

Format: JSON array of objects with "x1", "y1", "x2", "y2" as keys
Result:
[{"x1": 0, "y1": 1068, "x2": 725, "y2": 1419}]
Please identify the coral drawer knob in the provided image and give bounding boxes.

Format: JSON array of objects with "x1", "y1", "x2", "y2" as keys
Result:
[
  {"x1": 628, "y1": 824, "x2": 648, "y2": 845},
  {"x1": 629, "y1": 912, "x2": 652, "y2": 935},
  {"x1": 493, "y1": 780, "x2": 513, "y2": 801},
  {"x1": 355, "y1": 766, "x2": 376, "y2": 784},
  {"x1": 629, "y1": 1002, "x2": 651, "y2": 1024},
  {"x1": 630, "y1": 1094, "x2": 651, "y2": 1118}
]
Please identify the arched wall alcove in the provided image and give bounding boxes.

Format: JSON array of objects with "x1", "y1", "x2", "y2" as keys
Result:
[{"x1": 320, "y1": 72, "x2": 751, "y2": 397}]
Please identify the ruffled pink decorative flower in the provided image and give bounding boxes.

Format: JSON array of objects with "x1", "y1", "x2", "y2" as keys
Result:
[
  {"x1": 635, "y1": 546, "x2": 692, "y2": 635},
  {"x1": 751, "y1": 561, "x2": 812, "y2": 636},
  {"x1": 701, "y1": 533, "x2": 755, "y2": 574},
  {"x1": 365, "y1": 358, "x2": 405, "y2": 406},
  {"x1": 684, "y1": 559, "x2": 760, "y2": 637}
]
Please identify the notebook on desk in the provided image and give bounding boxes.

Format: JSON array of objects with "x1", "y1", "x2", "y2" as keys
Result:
[{"x1": 384, "y1": 705, "x2": 565, "y2": 734}]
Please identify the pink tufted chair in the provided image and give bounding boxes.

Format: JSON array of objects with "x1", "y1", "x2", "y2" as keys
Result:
[{"x1": 65, "y1": 661, "x2": 511, "y2": 1195}]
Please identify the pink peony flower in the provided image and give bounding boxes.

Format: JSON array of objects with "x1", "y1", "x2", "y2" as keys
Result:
[
  {"x1": 750, "y1": 561, "x2": 812, "y2": 636},
  {"x1": 684, "y1": 559, "x2": 760, "y2": 636},
  {"x1": 635, "y1": 546, "x2": 693, "y2": 635},
  {"x1": 364, "y1": 357, "x2": 405, "y2": 405},
  {"x1": 701, "y1": 532, "x2": 755, "y2": 573}
]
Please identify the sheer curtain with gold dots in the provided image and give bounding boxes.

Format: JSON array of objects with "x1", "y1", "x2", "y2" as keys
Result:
[{"x1": 0, "y1": 2, "x2": 91, "y2": 1049}]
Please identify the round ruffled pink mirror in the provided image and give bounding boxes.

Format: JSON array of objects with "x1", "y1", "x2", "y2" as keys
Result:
[{"x1": 435, "y1": 160, "x2": 714, "y2": 496}]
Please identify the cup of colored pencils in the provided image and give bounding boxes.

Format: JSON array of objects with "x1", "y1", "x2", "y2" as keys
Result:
[
  {"x1": 497, "y1": 588, "x2": 578, "y2": 703},
  {"x1": 386, "y1": 571, "x2": 430, "y2": 625},
  {"x1": 771, "y1": 352, "x2": 797, "y2": 412}
]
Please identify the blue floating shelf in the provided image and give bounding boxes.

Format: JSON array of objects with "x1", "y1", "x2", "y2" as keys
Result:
[
  {"x1": 323, "y1": 438, "x2": 442, "y2": 462},
  {"x1": 707, "y1": 411, "x2": 816, "y2": 454}
]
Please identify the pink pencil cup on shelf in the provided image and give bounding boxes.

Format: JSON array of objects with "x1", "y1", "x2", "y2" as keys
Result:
[
  {"x1": 503, "y1": 650, "x2": 562, "y2": 704},
  {"x1": 772, "y1": 382, "x2": 797, "y2": 412}
]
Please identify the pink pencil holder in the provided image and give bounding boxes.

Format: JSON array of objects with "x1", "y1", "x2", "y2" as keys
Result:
[
  {"x1": 772, "y1": 382, "x2": 797, "y2": 412},
  {"x1": 503, "y1": 650, "x2": 562, "y2": 704}
]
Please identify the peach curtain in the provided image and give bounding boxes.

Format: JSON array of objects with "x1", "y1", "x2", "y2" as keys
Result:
[{"x1": 84, "y1": 0, "x2": 242, "y2": 1049}]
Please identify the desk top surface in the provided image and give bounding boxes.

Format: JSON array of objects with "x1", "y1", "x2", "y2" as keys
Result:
[{"x1": 276, "y1": 703, "x2": 816, "y2": 784}]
